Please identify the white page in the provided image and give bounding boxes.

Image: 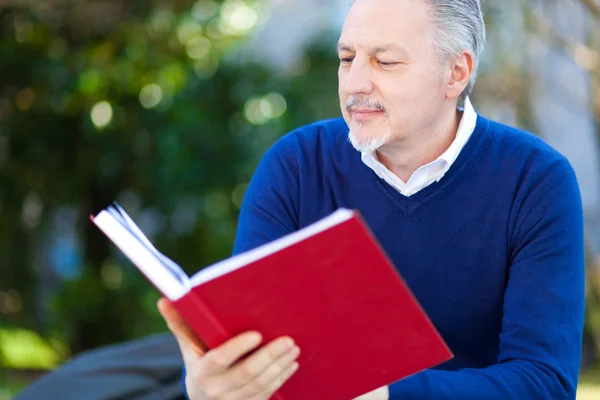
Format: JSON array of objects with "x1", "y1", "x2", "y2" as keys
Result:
[
  {"x1": 111, "y1": 203, "x2": 189, "y2": 285},
  {"x1": 93, "y1": 210, "x2": 189, "y2": 300},
  {"x1": 190, "y1": 208, "x2": 355, "y2": 286}
]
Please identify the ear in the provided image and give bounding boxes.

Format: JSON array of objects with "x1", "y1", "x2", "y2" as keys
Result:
[{"x1": 446, "y1": 51, "x2": 474, "y2": 101}]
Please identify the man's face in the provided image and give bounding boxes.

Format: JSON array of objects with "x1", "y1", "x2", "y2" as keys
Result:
[{"x1": 338, "y1": 0, "x2": 450, "y2": 153}]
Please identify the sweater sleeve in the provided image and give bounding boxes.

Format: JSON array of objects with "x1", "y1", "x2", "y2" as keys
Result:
[
  {"x1": 389, "y1": 168, "x2": 585, "y2": 400},
  {"x1": 232, "y1": 136, "x2": 301, "y2": 254}
]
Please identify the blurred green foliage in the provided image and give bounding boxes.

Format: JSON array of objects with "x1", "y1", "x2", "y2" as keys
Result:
[{"x1": 0, "y1": 0, "x2": 340, "y2": 364}]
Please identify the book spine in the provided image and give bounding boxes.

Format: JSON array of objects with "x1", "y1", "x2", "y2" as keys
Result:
[{"x1": 173, "y1": 291, "x2": 231, "y2": 348}]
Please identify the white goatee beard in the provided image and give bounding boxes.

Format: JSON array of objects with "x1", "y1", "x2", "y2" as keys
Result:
[{"x1": 348, "y1": 128, "x2": 392, "y2": 153}]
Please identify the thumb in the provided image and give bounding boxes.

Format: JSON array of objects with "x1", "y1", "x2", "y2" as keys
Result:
[{"x1": 157, "y1": 298, "x2": 206, "y2": 359}]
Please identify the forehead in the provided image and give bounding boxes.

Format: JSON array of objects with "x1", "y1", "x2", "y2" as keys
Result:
[{"x1": 339, "y1": 0, "x2": 431, "y2": 50}]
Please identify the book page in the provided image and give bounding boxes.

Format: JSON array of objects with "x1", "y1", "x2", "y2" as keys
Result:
[
  {"x1": 93, "y1": 210, "x2": 190, "y2": 300},
  {"x1": 189, "y1": 208, "x2": 355, "y2": 287},
  {"x1": 110, "y1": 203, "x2": 188, "y2": 284}
]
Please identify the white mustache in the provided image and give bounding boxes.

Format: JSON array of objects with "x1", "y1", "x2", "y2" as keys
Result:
[{"x1": 346, "y1": 97, "x2": 385, "y2": 113}]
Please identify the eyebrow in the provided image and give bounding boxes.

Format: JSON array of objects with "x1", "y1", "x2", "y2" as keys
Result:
[{"x1": 336, "y1": 42, "x2": 409, "y2": 57}]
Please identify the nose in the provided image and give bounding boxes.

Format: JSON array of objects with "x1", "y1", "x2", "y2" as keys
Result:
[{"x1": 342, "y1": 57, "x2": 374, "y2": 95}]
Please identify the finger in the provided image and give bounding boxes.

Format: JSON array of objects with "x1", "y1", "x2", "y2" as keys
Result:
[
  {"x1": 352, "y1": 386, "x2": 390, "y2": 400},
  {"x1": 211, "y1": 338, "x2": 299, "y2": 396},
  {"x1": 199, "y1": 331, "x2": 263, "y2": 376},
  {"x1": 246, "y1": 360, "x2": 299, "y2": 400},
  {"x1": 236, "y1": 345, "x2": 300, "y2": 397},
  {"x1": 157, "y1": 298, "x2": 206, "y2": 357}
]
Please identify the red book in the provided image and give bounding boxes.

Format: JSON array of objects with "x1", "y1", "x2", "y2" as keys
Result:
[{"x1": 91, "y1": 203, "x2": 452, "y2": 400}]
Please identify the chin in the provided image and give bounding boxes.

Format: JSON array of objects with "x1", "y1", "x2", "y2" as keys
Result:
[{"x1": 348, "y1": 128, "x2": 391, "y2": 153}]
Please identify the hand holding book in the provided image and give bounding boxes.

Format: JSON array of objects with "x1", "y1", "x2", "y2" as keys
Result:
[
  {"x1": 91, "y1": 203, "x2": 451, "y2": 400},
  {"x1": 158, "y1": 298, "x2": 301, "y2": 400},
  {"x1": 158, "y1": 298, "x2": 389, "y2": 400}
]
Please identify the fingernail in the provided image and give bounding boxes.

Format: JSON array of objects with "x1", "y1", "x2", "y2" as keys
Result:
[
  {"x1": 248, "y1": 332, "x2": 262, "y2": 345},
  {"x1": 283, "y1": 338, "x2": 295, "y2": 350}
]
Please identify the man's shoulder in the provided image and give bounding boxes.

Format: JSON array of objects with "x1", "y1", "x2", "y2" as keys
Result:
[
  {"x1": 268, "y1": 117, "x2": 350, "y2": 157},
  {"x1": 483, "y1": 116, "x2": 575, "y2": 178},
  {"x1": 293, "y1": 117, "x2": 349, "y2": 137}
]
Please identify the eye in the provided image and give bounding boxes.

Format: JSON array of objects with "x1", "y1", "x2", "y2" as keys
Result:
[
  {"x1": 379, "y1": 61, "x2": 398, "y2": 66},
  {"x1": 339, "y1": 57, "x2": 354, "y2": 64}
]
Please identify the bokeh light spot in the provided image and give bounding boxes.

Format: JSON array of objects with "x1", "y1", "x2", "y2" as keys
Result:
[
  {"x1": 139, "y1": 84, "x2": 163, "y2": 109},
  {"x1": 15, "y1": 88, "x2": 35, "y2": 111},
  {"x1": 91, "y1": 101, "x2": 113, "y2": 129},
  {"x1": 186, "y1": 36, "x2": 211, "y2": 60},
  {"x1": 219, "y1": 0, "x2": 258, "y2": 35},
  {"x1": 193, "y1": 0, "x2": 219, "y2": 21}
]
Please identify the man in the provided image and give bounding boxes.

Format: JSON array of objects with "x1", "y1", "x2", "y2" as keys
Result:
[{"x1": 159, "y1": 0, "x2": 585, "y2": 399}]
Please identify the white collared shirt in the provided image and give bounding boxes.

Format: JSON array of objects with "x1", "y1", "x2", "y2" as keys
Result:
[{"x1": 361, "y1": 97, "x2": 477, "y2": 197}]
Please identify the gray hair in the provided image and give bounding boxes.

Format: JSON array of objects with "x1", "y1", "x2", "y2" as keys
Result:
[
  {"x1": 349, "y1": 0, "x2": 486, "y2": 105},
  {"x1": 427, "y1": 0, "x2": 486, "y2": 105}
]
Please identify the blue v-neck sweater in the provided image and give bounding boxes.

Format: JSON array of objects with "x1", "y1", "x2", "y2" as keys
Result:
[{"x1": 183, "y1": 115, "x2": 584, "y2": 399}]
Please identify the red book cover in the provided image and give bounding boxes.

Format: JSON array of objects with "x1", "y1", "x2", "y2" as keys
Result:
[
  {"x1": 172, "y1": 213, "x2": 452, "y2": 400},
  {"x1": 92, "y1": 206, "x2": 452, "y2": 400}
]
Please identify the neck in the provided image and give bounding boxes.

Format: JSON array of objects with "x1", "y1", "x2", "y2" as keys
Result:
[{"x1": 375, "y1": 103, "x2": 462, "y2": 182}]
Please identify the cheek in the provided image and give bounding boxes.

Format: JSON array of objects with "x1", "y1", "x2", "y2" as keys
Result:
[
  {"x1": 378, "y1": 75, "x2": 431, "y2": 125},
  {"x1": 388, "y1": 69, "x2": 442, "y2": 105},
  {"x1": 338, "y1": 77, "x2": 350, "y2": 112},
  {"x1": 378, "y1": 76, "x2": 419, "y2": 110},
  {"x1": 420, "y1": 63, "x2": 448, "y2": 94},
  {"x1": 338, "y1": 68, "x2": 346, "y2": 95}
]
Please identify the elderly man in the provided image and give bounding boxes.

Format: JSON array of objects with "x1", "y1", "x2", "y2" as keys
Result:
[{"x1": 159, "y1": 0, "x2": 585, "y2": 399}]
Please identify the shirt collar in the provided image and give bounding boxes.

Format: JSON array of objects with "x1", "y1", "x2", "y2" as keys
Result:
[{"x1": 437, "y1": 97, "x2": 477, "y2": 166}]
